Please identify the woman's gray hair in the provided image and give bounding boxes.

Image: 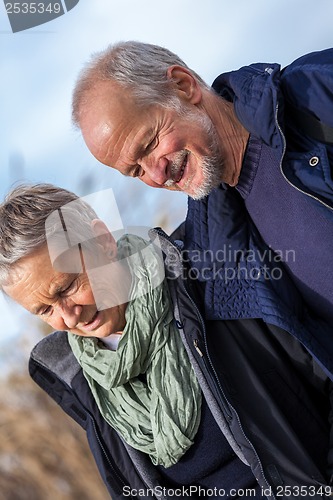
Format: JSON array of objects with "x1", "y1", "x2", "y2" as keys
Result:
[
  {"x1": 0, "y1": 183, "x2": 98, "y2": 288},
  {"x1": 72, "y1": 40, "x2": 210, "y2": 126}
]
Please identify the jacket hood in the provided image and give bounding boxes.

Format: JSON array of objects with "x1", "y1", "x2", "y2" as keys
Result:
[{"x1": 212, "y1": 62, "x2": 283, "y2": 148}]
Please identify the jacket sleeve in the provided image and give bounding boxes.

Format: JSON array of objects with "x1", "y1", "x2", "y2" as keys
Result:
[
  {"x1": 280, "y1": 48, "x2": 333, "y2": 208},
  {"x1": 281, "y1": 48, "x2": 333, "y2": 128}
]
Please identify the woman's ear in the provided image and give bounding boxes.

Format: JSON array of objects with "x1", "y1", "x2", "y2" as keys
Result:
[
  {"x1": 91, "y1": 219, "x2": 117, "y2": 259},
  {"x1": 166, "y1": 65, "x2": 203, "y2": 105}
]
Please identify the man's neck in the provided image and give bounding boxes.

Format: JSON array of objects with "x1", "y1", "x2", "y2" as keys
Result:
[{"x1": 204, "y1": 92, "x2": 249, "y2": 186}]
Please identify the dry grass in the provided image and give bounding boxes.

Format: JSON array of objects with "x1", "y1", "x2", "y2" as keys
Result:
[{"x1": 0, "y1": 372, "x2": 110, "y2": 500}]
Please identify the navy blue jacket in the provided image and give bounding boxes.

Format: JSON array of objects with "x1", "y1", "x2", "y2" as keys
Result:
[{"x1": 211, "y1": 48, "x2": 333, "y2": 325}]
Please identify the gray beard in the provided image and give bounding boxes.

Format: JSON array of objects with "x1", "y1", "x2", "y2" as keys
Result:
[
  {"x1": 188, "y1": 153, "x2": 222, "y2": 200},
  {"x1": 163, "y1": 104, "x2": 224, "y2": 199},
  {"x1": 164, "y1": 150, "x2": 222, "y2": 200},
  {"x1": 184, "y1": 109, "x2": 224, "y2": 200}
]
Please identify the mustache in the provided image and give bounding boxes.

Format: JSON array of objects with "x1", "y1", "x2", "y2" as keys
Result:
[{"x1": 164, "y1": 150, "x2": 188, "y2": 187}]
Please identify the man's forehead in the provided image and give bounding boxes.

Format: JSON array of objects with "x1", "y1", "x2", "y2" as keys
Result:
[
  {"x1": 80, "y1": 87, "x2": 152, "y2": 168},
  {"x1": 86, "y1": 80, "x2": 136, "y2": 115},
  {"x1": 80, "y1": 84, "x2": 130, "y2": 142}
]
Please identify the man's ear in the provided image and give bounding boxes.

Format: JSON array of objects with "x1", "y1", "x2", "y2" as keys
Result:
[
  {"x1": 91, "y1": 219, "x2": 117, "y2": 259},
  {"x1": 166, "y1": 65, "x2": 203, "y2": 105}
]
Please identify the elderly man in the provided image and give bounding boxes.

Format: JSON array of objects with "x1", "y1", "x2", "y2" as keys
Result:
[{"x1": 72, "y1": 42, "x2": 333, "y2": 328}]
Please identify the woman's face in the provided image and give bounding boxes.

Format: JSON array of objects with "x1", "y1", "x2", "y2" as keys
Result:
[{"x1": 3, "y1": 237, "x2": 131, "y2": 338}]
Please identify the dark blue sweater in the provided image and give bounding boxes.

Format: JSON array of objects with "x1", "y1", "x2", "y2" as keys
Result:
[
  {"x1": 157, "y1": 397, "x2": 261, "y2": 498},
  {"x1": 237, "y1": 134, "x2": 333, "y2": 325}
]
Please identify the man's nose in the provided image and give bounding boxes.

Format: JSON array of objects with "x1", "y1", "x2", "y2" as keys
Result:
[
  {"x1": 56, "y1": 300, "x2": 82, "y2": 329},
  {"x1": 144, "y1": 156, "x2": 169, "y2": 186}
]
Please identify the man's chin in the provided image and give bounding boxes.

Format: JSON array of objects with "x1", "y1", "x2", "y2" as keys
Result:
[
  {"x1": 164, "y1": 172, "x2": 219, "y2": 199},
  {"x1": 185, "y1": 181, "x2": 215, "y2": 200},
  {"x1": 188, "y1": 171, "x2": 222, "y2": 200}
]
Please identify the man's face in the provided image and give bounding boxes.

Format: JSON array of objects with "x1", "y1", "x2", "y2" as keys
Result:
[
  {"x1": 3, "y1": 244, "x2": 129, "y2": 338},
  {"x1": 79, "y1": 82, "x2": 223, "y2": 200}
]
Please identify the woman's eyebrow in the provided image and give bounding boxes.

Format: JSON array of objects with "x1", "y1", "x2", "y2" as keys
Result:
[
  {"x1": 30, "y1": 283, "x2": 63, "y2": 315},
  {"x1": 31, "y1": 303, "x2": 48, "y2": 316},
  {"x1": 49, "y1": 279, "x2": 67, "y2": 296}
]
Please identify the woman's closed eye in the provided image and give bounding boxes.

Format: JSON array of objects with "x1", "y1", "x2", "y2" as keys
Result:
[
  {"x1": 40, "y1": 305, "x2": 52, "y2": 317},
  {"x1": 60, "y1": 278, "x2": 79, "y2": 297}
]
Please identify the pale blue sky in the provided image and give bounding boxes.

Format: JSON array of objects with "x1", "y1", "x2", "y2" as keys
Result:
[{"x1": 0, "y1": 0, "x2": 332, "y2": 365}]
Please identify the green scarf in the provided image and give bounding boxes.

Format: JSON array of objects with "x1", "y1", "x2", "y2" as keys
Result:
[{"x1": 68, "y1": 234, "x2": 201, "y2": 468}]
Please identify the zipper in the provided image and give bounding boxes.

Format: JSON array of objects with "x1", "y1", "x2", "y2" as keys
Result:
[
  {"x1": 181, "y1": 279, "x2": 275, "y2": 497},
  {"x1": 193, "y1": 339, "x2": 204, "y2": 357},
  {"x1": 277, "y1": 104, "x2": 333, "y2": 212},
  {"x1": 182, "y1": 281, "x2": 233, "y2": 421},
  {"x1": 89, "y1": 416, "x2": 130, "y2": 494}
]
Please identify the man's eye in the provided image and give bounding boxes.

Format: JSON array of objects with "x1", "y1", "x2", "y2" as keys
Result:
[
  {"x1": 133, "y1": 165, "x2": 144, "y2": 178},
  {"x1": 146, "y1": 136, "x2": 158, "y2": 151}
]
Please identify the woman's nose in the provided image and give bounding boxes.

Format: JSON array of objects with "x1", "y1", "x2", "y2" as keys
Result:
[{"x1": 57, "y1": 300, "x2": 83, "y2": 329}]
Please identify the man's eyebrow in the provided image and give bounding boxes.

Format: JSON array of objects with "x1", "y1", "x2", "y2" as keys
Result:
[
  {"x1": 124, "y1": 165, "x2": 140, "y2": 177},
  {"x1": 120, "y1": 129, "x2": 156, "y2": 176},
  {"x1": 117, "y1": 162, "x2": 139, "y2": 178}
]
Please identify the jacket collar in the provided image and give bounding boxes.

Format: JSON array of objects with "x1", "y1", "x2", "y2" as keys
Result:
[{"x1": 212, "y1": 62, "x2": 283, "y2": 149}]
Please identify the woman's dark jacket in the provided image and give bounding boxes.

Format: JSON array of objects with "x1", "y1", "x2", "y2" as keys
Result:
[{"x1": 30, "y1": 226, "x2": 333, "y2": 499}]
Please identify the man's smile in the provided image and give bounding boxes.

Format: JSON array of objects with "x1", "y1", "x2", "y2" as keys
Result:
[
  {"x1": 164, "y1": 151, "x2": 189, "y2": 189},
  {"x1": 174, "y1": 151, "x2": 189, "y2": 184}
]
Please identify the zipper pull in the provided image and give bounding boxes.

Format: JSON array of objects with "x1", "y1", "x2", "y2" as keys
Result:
[{"x1": 193, "y1": 339, "x2": 204, "y2": 357}]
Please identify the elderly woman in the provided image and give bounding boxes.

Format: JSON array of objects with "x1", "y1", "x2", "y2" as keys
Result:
[
  {"x1": 1, "y1": 183, "x2": 333, "y2": 499},
  {"x1": 0, "y1": 183, "x2": 202, "y2": 469}
]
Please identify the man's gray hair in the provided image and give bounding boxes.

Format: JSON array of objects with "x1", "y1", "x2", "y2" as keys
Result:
[
  {"x1": 72, "y1": 40, "x2": 209, "y2": 126},
  {"x1": 0, "y1": 183, "x2": 98, "y2": 288}
]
